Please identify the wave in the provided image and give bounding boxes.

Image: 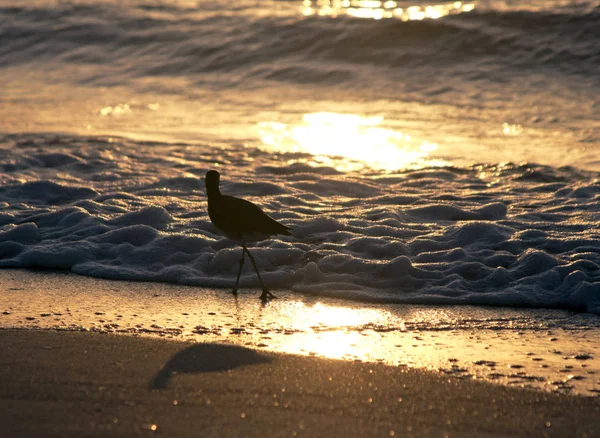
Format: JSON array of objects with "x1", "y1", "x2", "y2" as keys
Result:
[{"x1": 1, "y1": 1, "x2": 598, "y2": 87}]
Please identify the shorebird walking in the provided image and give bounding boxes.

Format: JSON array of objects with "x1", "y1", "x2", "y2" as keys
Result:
[{"x1": 204, "y1": 170, "x2": 291, "y2": 300}]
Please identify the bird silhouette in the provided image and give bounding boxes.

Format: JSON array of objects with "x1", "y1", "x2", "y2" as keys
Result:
[{"x1": 204, "y1": 170, "x2": 291, "y2": 300}]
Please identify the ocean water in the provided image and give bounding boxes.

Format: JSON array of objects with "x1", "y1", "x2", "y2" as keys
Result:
[{"x1": 1, "y1": 0, "x2": 599, "y2": 314}]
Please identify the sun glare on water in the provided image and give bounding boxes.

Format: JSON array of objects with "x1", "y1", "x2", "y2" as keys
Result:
[
  {"x1": 302, "y1": 0, "x2": 475, "y2": 20},
  {"x1": 258, "y1": 112, "x2": 444, "y2": 171},
  {"x1": 269, "y1": 301, "x2": 405, "y2": 362}
]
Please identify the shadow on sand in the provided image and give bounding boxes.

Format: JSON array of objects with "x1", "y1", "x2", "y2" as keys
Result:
[{"x1": 150, "y1": 343, "x2": 272, "y2": 389}]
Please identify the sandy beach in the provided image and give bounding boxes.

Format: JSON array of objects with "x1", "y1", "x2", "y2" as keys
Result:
[
  {"x1": 1, "y1": 328, "x2": 599, "y2": 438},
  {"x1": 2, "y1": 270, "x2": 600, "y2": 396},
  {"x1": 1, "y1": 270, "x2": 599, "y2": 437}
]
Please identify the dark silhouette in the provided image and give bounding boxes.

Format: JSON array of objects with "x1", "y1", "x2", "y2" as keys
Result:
[
  {"x1": 151, "y1": 343, "x2": 272, "y2": 389},
  {"x1": 204, "y1": 170, "x2": 291, "y2": 300}
]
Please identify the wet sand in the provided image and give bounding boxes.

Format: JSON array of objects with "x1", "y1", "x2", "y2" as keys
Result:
[
  {"x1": 2, "y1": 270, "x2": 600, "y2": 397},
  {"x1": 1, "y1": 328, "x2": 599, "y2": 438},
  {"x1": 1, "y1": 270, "x2": 600, "y2": 436}
]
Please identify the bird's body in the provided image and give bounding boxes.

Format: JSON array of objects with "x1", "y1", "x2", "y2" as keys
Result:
[
  {"x1": 205, "y1": 170, "x2": 291, "y2": 300},
  {"x1": 208, "y1": 194, "x2": 290, "y2": 245}
]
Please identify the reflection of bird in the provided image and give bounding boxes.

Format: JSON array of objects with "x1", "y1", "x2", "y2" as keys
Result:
[{"x1": 204, "y1": 170, "x2": 291, "y2": 300}]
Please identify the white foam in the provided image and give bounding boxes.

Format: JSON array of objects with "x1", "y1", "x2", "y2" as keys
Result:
[{"x1": 1, "y1": 134, "x2": 600, "y2": 315}]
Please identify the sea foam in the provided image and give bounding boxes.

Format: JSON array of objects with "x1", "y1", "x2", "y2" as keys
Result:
[{"x1": 1, "y1": 134, "x2": 600, "y2": 315}]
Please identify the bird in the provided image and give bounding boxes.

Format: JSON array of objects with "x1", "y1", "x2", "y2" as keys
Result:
[{"x1": 204, "y1": 170, "x2": 291, "y2": 300}]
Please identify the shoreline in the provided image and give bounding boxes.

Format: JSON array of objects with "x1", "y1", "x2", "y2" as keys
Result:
[
  {"x1": 2, "y1": 269, "x2": 600, "y2": 398},
  {"x1": 1, "y1": 328, "x2": 599, "y2": 437}
]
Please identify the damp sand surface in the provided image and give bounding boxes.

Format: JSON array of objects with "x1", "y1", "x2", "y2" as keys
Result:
[
  {"x1": 2, "y1": 269, "x2": 600, "y2": 399},
  {"x1": 1, "y1": 328, "x2": 600, "y2": 438}
]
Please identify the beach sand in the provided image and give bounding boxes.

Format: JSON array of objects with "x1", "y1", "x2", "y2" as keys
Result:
[
  {"x1": 1, "y1": 269, "x2": 600, "y2": 437},
  {"x1": 2, "y1": 270, "x2": 600, "y2": 396},
  {"x1": 1, "y1": 329, "x2": 599, "y2": 438}
]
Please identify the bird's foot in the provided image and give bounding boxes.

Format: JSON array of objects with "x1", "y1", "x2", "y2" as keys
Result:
[
  {"x1": 259, "y1": 288, "x2": 276, "y2": 301},
  {"x1": 231, "y1": 288, "x2": 238, "y2": 296}
]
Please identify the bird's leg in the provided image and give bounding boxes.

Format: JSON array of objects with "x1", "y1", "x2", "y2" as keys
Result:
[
  {"x1": 232, "y1": 248, "x2": 245, "y2": 295},
  {"x1": 243, "y1": 246, "x2": 276, "y2": 301}
]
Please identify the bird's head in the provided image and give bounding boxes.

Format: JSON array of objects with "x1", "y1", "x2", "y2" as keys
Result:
[{"x1": 205, "y1": 170, "x2": 221, "y2": 196}]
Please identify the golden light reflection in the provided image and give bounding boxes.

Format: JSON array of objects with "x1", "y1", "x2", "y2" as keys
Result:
[
  {"x1": 302, "y1": 0, "x2": 475, "y2": 21},
  {"x1": 99, "y1": 103, "x2": 132, "y2": 117},
  {"x1": 279, "y1": 301, "x2": 399, "y2": 329},
  {"x1": 257, "y1": 112, "x2": 444, "y2": 171},
  {"x1": 288, "y1": 331, "x2": 370, "y2": 361},
  {"x1": 502, "y1": 122, "x2": 523, "y2": 136},
  {"x1": 268, "y1": 301, "x2": 406, "y2": 362}
]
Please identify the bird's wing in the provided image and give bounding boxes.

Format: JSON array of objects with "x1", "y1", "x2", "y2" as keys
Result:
[{"x1": 213, "y1": 196, "x2": 290, "y2": 237}]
